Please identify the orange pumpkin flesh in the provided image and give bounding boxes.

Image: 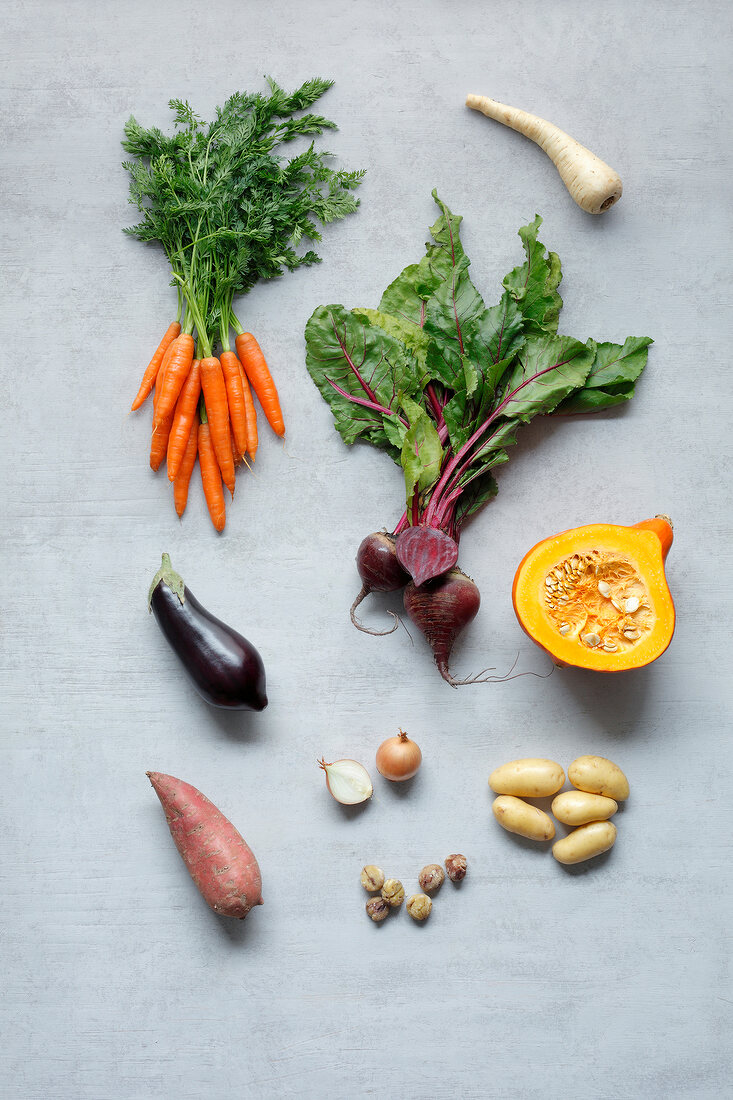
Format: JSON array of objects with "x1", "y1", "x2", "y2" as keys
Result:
[{"x1": 512, "y1": 516, "x2": 675, "y2": 671}]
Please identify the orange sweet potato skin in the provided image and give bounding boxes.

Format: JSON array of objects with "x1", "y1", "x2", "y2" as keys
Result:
[{"x1": 147, "y1": 771, "x2": 263, "y2": 919}]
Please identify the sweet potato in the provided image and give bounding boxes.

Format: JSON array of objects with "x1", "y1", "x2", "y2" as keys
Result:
[{"x1": 147, "y1": 771, "x2": 263, "y2": 919}]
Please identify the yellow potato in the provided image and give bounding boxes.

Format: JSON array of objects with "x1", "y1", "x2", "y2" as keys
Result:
[
  {"x1": 551, "y1": 791, "x2": 618, "y2": 826},
  {"x1": 492, "y1": 795, "x2": 555, "y2": 841},
  {"x1": 568, "y1": 755, "x2": 629, "y2": 801},
  {"x1": 552, "y1": 821, "x2": 617, "y2": 865},
  {"x1": 489, "y1": 758, "x2": 565, "y2": 797}
]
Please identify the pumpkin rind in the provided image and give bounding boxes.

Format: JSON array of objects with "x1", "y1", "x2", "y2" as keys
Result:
[{"x1": 512, "y1": 519, "x2": 675, "y2": 671}]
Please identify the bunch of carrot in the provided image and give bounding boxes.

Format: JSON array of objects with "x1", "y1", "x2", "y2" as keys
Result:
[
  {"x1": 123, "y1": 80, "x2": 363, "y2": 529},
  {"x1": 131, "y1": 318, "x2": 283, "y2": 531}
]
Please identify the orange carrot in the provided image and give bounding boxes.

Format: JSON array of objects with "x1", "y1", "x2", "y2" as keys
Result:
[
  {"x1": 239, "y1": 362, "x2": 259, "y2": 460},
  {"x1": 167, "y1": 361, "x2": 201, "y2": 481},
  {"x1": 150, "y1": 407, "x2": 174, "y2": 471},
  {"x1": 131, "y1": 321, "x2": 180, "y2": 411},
  {"x1": 235, "y1": 332, "x2": 284, "y2": 436},
  {"x1": 153, "y1": 333, "x2": 195, "y2": 427},
  {"x1": 153, "y1": 341, "x2": 173, "y2": 411},
  {"x1": 220, "y1": 350, "x2": 249, "y2": 456},
  {"x1": 232, "y1": 427, "x2": 243, "y2": 467},
  {"x1": 200, "y1": 357, "x2": 236, "y2": 495},
  {"x1": 173, "y1": 421, "x2": 199, "y2": 517},
  {"x1": 198, "y1": 419, "x2": 226, "y2": 532},
  {"x1": 149, "y1": 351, "x2": 172, "y2": 469}
]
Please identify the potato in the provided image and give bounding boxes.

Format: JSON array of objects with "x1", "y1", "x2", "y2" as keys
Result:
[
  {"x1": 551, "y1": 790, "x2": 618, "y2": 826},
  {"x1": 489, "y1": 758, "x2": 565, "y2": 798},
  {"x1": 568, "y1": 755, "x2": 629, "y2": 801},
  {"x1": 492, "y1": 795, "x2": 555, "y2": 841},
  {"x1": 552, "y1": 821, "x2": 617, "y2": 865}
]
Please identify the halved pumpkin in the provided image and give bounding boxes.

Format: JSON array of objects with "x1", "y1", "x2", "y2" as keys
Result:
[{"x1": 512, "y1": 516, "x2": 675, "y2": 671}]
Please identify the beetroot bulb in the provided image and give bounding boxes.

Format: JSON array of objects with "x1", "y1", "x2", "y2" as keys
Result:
[
  {"x1": 350, "y1": 531, "x2": 410, "y2": 635},
  {"x1": 404, "y1": 568, "x2": 516, "y2": 687}
]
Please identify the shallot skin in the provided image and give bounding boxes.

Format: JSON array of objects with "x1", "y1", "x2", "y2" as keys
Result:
[{"x1": 403, "y1": 568, "x2": 481, "y2": 686}]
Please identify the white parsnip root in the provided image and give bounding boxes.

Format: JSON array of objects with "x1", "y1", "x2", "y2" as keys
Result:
[{"x1": 466, "y1": 94, "x2": 622, "y2": 215}]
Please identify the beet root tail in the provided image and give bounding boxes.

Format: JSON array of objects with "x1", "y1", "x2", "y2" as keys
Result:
[
  {"x1": 437, "y1": 654, "x2": 555, "y2": 687},
  {"x1": 350, "y1": 584, "x2": 399, "y2": 636}
]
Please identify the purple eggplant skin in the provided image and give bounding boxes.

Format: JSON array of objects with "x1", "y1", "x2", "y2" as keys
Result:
[{"x1": 148, "y1": 555, "x2": 267, "y2": 711}]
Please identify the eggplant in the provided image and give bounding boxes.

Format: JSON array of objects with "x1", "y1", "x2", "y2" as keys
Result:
[{"x1": 148, "y1": 554, "x2": 267, "y2": 711}]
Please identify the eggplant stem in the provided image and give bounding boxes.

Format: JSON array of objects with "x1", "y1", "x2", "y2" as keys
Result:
[{"x1": 349, "y1": 585, "x2": 400, "y2": 636}]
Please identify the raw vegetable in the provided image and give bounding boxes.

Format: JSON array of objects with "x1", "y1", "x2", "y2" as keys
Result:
[
  {"x1": 366, "y1": 897, "x2": 390, "y2": 922},
  {"x1": 351, "y1": 532, "x2": 408, "y2": 635},
  {"x1": 220, "y1": 351, "x2": 249, "y2": 457},
  {"x1": 319, "y1": 758, "x2": 373, "y2": 805},
  {"x1": 492, "y1": 795, "x2": 555, "y2": 841},
  {"x1": 167, "y1": 359, "x2": 201, "y2": 480},
  {"x1": 466, "y1": 94, "x2": 623, "y2": 215},
  {"x1": 552, "y1": 821, "x2": 617, "y2": 865},
  {"x1": 418, "y1": 864, "x2": 445, "y2": 892},
  {"x1": 375, "y1": 729, "x2": 422, "y2": 781},
  {"x1": 403, "y1": 569, "x2": 488, "y2": 686},
  {"x1": 147, "y1": 771, "x2": 263, "y2": 918},
  {"x1": 305, "y1": 193, "x2": 651, "y2": 683},
  {"x1": 197, "y1": 417, "x2": 227, "y2": 532},
  {"x1": 131, "y1": 321, "x2": 181, "y2": 411},
  {"x1": 381, "y1": 879, "x2": 405, "y2": 908},
  {"x1": 361, "y1": 866, "x2": 385, "y2": 892},
  {"x1": 396, "y1": 526, "x2": 459, "y2": 587},
  {"x1": 173, "y1": 421, "x2": 199, "y2": 516},
  {"x1": 235, "y1": 332, "x2": 285, "y2": 438},
  {"x1": 406, "y1": 894, "x2": 432, "y2": 921},
  {"x1": 123, "y1": 79, "x2": 363, "y2": 528},
  {"x1": 148, "y1": 553, "x2": 267, "y2": 710},
  {"x1": 489, "y1": 758, "x2": 565, "y2": 798},
  {"x1": 444, "y1": 854, "x2": 467, "y2": 882},
  {"x1": 568, "y1": 756, "x2": 629, "y2": 801},
  {"x1": 551, "y1": 791, "x2": 618, "y2": 826},
  {"x1": 512, "y1": 517, "x2": 674, "y2": 671}
]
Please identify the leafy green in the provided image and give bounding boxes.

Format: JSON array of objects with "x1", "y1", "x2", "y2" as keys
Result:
[
  {"x1": 400, "y1": 396, "x2": 444, "y2": 510},
  {"x1": 304, "y1": 305, "x2": 422, "y2": 456},
  {"x1": 496, "y1": 334, "x2": 596, "y2": 423},
  {"x1": 304, "y1": 193, "x2": 651, "y2": 532},
  {"x1": 378, "y1": 189, "x2": 467, "y2": 326},
  {"x1": 553, "y1": 336, "x2": 653, "y2": 414},
  {"x1": 502, "y1": 216, "x2": 563, "y2": 335},
  {"x1": 122, "y1": 78, "x2": 364, "y2": 355},
  {"x1": 351, "y1": 307, "x2": 431, "y2": 376}
]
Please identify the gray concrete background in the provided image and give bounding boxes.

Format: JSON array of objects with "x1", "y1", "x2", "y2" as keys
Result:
[{"x1": 1, "y1": 1, "x2": 731, "y2": 1097}]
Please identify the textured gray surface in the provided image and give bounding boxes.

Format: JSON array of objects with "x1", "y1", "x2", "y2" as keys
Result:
[{"x1": 1, "y1": 1, "x2": 732, "y2": 1097}]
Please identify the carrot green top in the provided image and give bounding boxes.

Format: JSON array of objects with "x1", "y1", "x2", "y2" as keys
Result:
[{"x1": 122, "y1": 79, "x2": 364, "y2": 358}]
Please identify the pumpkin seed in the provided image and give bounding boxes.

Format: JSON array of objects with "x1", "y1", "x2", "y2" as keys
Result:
[
  {"x1": 603, "y1": 642, "x2": 618, "y2": 652},
  {"x1": 598, "y1": 580, "x2": 612, "y2": 598},
  {"x1": 623, "y1": 628, "x2": 639, "y2": 639},
  {"x1": 582, "y1": 633, "x2": 601, "y2": 647},
  {"x1": 624, "y1": 596, "x2": 640, "y2": 613},
  {"x1": 559, "y1": 623, "x2": 571, "y2": 635}
]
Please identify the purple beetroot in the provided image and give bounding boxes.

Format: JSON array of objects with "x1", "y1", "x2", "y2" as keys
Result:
[
  {"x1": 350, "y1": 531, "x2": 410, "y2": 634},
  {"x1": 403, "y1": 567, "x2": 492, "y2": 687},
  {"x1": 395, "y1": 526, "x2": 460, "y2": 586}
]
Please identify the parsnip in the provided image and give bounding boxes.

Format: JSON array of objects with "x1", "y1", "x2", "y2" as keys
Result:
[{"x1": 466, "y1": 94, "x2": 622, "y2": 215}]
